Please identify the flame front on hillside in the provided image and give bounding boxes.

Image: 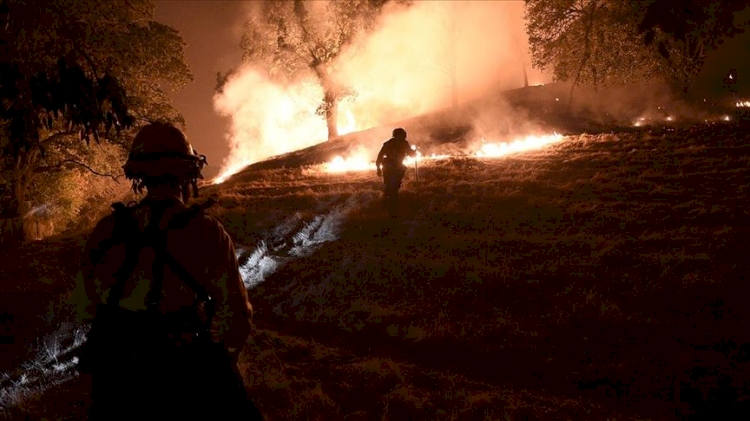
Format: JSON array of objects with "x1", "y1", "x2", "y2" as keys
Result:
[
  {"x1": 474, "y1": 133, "x2": 564, "y2": 158},
  {"x1": 211, "y1": 1, "x2": 546, "y2": 185},
  {"x1": 320, "y1": 133, "x2": 565, "y2": 174},
  {"x1": 325, "y1": 154, "x2": 374, "y2": 173}
]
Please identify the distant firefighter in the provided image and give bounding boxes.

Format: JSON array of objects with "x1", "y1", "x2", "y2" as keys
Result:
[
  {"x1": 76, "y1": 122, "x2": 263, "y2": 420},
  {"x1": 376, "y1": 127, "x2": 416, "y2": 216}
]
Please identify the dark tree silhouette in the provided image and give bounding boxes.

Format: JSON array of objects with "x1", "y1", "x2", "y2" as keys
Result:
[
  {"x1": 525, "y1": 0, "x2": 749, "y2": 100},
  {"x1": 638, "y1": 0, "x2": 750, "y2": 93},
  {"x1": 0, "y1": 0, "x2": 191, "y2": 231}
]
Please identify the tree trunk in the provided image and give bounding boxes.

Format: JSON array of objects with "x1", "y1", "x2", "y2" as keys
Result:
[
  {"x1": 313, "y1": 66, "x2": 339, "y2": 141},
  {"x1": 568, "y1": 3, "x2": 598, "y2": 111},
  {"x1": 12, "y1": 169, "x2": 26, "y2": 219},
  {"x1": 324, "y1": 89, "x2": 338, "y2": 140},
  {"x1": 522, "y1": 63, "x2": 529, "y2": 88}
]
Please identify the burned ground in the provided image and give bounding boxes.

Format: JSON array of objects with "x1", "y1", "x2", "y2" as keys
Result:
[{"x1": 2, "y1": 120, "x2": 750, "y2": 420}]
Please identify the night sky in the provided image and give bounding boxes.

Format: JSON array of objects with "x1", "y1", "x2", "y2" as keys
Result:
[{"x1": 154, "y1": 1, "x2": 246, "y2": 179}]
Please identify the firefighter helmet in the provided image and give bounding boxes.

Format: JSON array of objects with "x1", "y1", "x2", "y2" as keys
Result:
[
  {"x1": 392, "y1": 128, "x2": 407, "y2": 140},
  {"x1": 123, "y1": 122, "x2": 206, "y2": 198}
]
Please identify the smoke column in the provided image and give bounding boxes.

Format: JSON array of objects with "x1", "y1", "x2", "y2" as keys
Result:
[{"x1": 213, "y1": 0, "x2": 547, "y2": 182}]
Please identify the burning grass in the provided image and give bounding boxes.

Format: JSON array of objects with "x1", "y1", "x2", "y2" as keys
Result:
[{"x1": 3, "y1": 122, "x2": 750, "y2": 420}]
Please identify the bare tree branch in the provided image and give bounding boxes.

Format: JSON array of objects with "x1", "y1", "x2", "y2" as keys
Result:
[{"x1": 35, "y1": 159, "x2": 122, "y2": 182}]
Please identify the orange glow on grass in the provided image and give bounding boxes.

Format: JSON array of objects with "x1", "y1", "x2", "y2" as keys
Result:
[{"x1": 475, "y1": 133, "x2": 564, "y2": 158}]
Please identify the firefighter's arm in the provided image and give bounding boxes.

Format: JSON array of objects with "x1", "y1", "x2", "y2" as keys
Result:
[
  {"x1": 376, "y1": 145, "x2": 386, "y2": 176},
  {"x1": 76, "y1": 216, "x2": 117, "y2": 322},
  {"x1": 208, "y1": 225, "x2": 253, "y2": 354},
  {"x1": 407, "y1": 142, "x2": 417, "y2": 158}
]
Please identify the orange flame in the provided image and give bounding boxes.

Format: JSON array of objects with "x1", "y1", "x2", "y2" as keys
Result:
[
  {"x1": 475, "y1": 133, "x2": 563, "y2": 158},
  {"x1": 319, "y1": 133, "x2": 564, "y2": 174},
  {"x1": 324, "y1": 153, "x2": 375, "y2": 173}
]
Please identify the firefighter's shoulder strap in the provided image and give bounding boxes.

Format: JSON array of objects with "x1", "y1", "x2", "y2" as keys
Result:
[{"x1": 100, "y1": 198, "x2": 217, "y2": 321}]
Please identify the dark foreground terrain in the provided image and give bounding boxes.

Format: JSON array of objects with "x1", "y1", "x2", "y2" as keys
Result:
[{"x1": 2, "y1": 120, "x2": 750, "y2": 420}]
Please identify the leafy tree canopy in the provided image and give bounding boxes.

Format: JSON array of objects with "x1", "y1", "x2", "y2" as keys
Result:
[
  {"x1": 638, "y1": 0, "x2": 750, "y2": 92},
  {"x1": 0, "y1": 0, "x2": 191, "y2": 152},
  {"x1": 525, "y1": 0, "x2": 748, "y2": 95},
  {"x1": 0, "y1": 0, "x2": 192, "y2": 223}
]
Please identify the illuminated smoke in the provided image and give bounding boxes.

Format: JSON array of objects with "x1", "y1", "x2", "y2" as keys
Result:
[
  {"x1": 23, "y1": 203, "x2": 51, "y2": 219},
  {"x1": 0, "y1": 323, "x2": 87, "y2": 411},
  {"x1": 213, "y1": 69, "x2": 328, "y2": 184},
  {"x1": 334, "y1": 1, "x2": 543, "y2": 126},
  {"x1": 213, "y1": 1, "x2": 547, "y2": 183}
]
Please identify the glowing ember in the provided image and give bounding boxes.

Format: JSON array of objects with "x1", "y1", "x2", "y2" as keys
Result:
[
  {"x1": 724, "y1": 115, "x2": 732, "y2": 121},
  {"x1": 475, "y1": 133, "x2": 564, "y2": 158},
  {"x1": 633, "y1": 117, "x2": 647, "y2": 127},
  {"x1": 737, "y1": 101, "x2": 750, "y2": 108}
]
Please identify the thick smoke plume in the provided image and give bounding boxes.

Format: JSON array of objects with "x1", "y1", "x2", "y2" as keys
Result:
[{"x1": 213, "y1": 1, "x2": 548, "y2": 181}]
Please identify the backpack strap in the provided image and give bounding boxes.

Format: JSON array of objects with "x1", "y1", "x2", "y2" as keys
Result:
[
  {"x1": 143, "y1": 202, "x2": 170, "y2": 311},
  {"x1": 101, "y1": 198, "x2": 218, "y2": 332},
  {"x1": 89, "y1": 201, "x2": 137, "y2": 268},
  {"x1": 147, "y1": 198, "x2": 217, "y2": 326}
]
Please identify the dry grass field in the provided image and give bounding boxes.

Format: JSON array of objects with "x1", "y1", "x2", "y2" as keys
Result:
[{"x1": 2, "y1": 118, "x2": 750, "y2": 420}]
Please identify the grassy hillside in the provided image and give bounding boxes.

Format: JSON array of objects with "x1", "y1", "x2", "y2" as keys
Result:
[
  {"x1": 208, "y1": 122, "x2": 750, "y2": 420},
  {"x1": 2, "y1": 98, "x2": 750, "y2": 420}
]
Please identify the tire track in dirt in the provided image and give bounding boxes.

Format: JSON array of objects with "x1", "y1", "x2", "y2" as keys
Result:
[
  {"x1": 0, "y1": 323, "x2": 86, "y2": 411},
  {"x1": 237, "y1": 192, "x2": 375, "y2": 290},
  {"x1": 0, "y1": 193, "x2": 374, "y2": 413}
]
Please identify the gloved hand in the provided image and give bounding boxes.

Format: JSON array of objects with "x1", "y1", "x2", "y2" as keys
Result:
[{"x1": 377, "y1": 168, "x2": 382, "y2": 178}]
